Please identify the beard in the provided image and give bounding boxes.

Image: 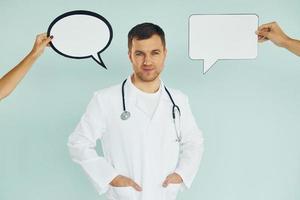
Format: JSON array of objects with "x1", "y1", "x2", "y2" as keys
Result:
[{"x1": 136, "y1": 70, "x2": 160, "y2": 82}]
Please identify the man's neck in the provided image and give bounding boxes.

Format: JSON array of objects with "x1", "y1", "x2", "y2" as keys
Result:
[{"x1": 131, "y1": 74, "x2": 161, "y2": 93}]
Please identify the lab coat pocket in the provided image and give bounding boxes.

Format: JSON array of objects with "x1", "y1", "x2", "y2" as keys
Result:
[
  {"x1": 164, "y1": 183, "x2": 181, "y2": 200},
  {"x1": 111, "y1": 186, "x2": 134, "y2": 200}
]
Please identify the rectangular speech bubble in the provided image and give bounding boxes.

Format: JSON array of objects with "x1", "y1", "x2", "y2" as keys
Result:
[{"x1": 189, "y1": 14, "x2": 258, "y2": 73}]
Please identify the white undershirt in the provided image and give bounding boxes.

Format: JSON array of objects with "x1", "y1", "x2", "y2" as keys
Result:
[{"x1": 130, "y1": 78, "x2": 162, "y2": 118}]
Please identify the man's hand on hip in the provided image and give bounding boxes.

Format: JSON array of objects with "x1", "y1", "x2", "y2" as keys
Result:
[
  {"x1": 110, "y1": 175, "x2": 142, "y2": 191},
  {"x1": 162, "y1": 172, "x2": 183, "y2": 187}
]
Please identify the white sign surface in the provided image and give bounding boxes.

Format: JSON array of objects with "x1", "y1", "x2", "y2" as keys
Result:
[
  {"x1": 189, "y1": 14, "x2": 258, "y2": 73},
  {"x1": 48, "y1": 10, "x2": 113, "y2": 69}
]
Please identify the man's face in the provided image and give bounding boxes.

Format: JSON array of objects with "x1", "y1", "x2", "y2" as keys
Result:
[{"x1": 128, "y1": 34, "x2": 167, "y2": 82}]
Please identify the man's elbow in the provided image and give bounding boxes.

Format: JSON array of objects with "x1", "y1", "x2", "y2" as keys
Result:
[
  {"x1": 67, "y1": 134, "x2": 94, "y2": 163},
  {"x1": 67, "y1": 142, "x2": 85, "y2": 163},
  {"x1": 193, "y1": 130, "x2": 204, "y2": 147},
  {"x1": 67, "y1": 135, "x2": 84, "y2": 163}
]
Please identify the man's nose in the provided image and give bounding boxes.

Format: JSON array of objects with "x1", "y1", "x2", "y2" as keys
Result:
[{"x1": 143, "y1": 55, "x2": 152, "y2": 65}]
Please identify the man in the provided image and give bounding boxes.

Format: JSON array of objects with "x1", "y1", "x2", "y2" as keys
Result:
[
  {"x1": 68, "y1": 22, "x2": 204, "y2": 200},
  {"x1": 0, "y1": 33, "x2": 52, "y2": 100},
  {"x1": 256, "y1": 21, "x2": 300, "y2": 56}
]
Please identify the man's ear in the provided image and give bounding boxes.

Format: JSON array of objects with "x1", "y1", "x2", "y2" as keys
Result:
[
  {"x1": 128, "y1": 51, "x2": 133, "y2": 63},
  {"x1": 164, "y1": 48, "x2": 168, "y2": 56}
]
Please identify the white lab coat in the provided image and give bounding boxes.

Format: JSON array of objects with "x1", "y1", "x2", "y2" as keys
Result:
[{"x1": 68, "y1": 76, "x2": 204, "y2": 200}]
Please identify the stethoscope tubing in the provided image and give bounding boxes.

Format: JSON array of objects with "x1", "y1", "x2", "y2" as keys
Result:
[{"x1": 121, "y1": 78, "x2": 182, "y2": 143}]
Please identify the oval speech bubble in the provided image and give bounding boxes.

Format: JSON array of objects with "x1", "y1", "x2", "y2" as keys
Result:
[{"x1": 47, "y1": 10, "x2": 113, "y2": 69}]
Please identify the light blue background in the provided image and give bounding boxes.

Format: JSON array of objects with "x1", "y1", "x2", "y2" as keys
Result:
[{"x1": 1, "y1": 0, "x2": 300, "y2": 200}]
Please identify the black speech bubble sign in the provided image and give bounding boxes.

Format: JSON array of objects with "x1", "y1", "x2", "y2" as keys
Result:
[{"x1": 47, "y1": 10, "x2": 113, "y2": 69}]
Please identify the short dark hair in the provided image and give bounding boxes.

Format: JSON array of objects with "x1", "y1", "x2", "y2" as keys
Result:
[{"x1": 128, "y1": 22, "x2": 166, "y2": 50}]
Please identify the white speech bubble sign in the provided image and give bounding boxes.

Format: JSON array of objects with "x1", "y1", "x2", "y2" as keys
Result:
[
  {"x1": 189, "y1": 14, "x2": 258, "y2": 74},
  {"x1": 47, "y1": 10, "x2": 113, "y2": 69}
]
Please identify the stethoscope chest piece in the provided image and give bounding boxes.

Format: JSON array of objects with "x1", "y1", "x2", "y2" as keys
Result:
[{"x1": 120, "y1": 111, "x2": 131, "y2": 120}]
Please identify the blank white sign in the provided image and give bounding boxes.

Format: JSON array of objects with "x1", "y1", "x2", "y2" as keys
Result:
[{"x1": 189, "y1": 14, "x2": 258, "y2": 73}]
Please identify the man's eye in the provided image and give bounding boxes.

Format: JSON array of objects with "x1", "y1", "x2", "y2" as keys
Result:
[{"x1": 152, "y1": 51, "x2": 160, "y2": 55}]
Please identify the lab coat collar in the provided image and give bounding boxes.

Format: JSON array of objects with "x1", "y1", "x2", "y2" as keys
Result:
[
  {"x1": 125, "y1": 74, "x2": 171, "y2": 103},
  {"x1": 124, "y1": 74, "x2": 171, "y2": 120}
]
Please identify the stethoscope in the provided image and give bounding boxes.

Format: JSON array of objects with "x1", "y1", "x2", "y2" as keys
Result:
[{"x1": 120, "y1": 79, "x2": 182, "y2": 144}]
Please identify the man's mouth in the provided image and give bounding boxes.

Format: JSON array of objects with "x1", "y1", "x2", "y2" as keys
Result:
[{"x1": 142, "y1": 67, "x2": 154, "y2": 72}]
